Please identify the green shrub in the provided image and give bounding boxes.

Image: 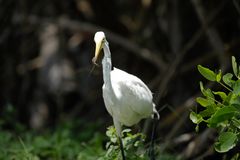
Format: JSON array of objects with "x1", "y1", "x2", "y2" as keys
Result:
[
  {"x1": 102, "y1": 126, "x2": 147, "y2": 160},
  {"x1": 190, "y1": 56, "x2": 240, "y2": 153}
]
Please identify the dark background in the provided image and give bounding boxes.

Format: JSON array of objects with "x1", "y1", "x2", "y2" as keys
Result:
[{"x1": 0, "y1": 0, "x2": 240, "y2": 159}]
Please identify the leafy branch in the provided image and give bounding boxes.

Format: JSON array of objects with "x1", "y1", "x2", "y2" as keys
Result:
[{"x1": 190, "y1": 56, "x2": 240, "y2": 153}]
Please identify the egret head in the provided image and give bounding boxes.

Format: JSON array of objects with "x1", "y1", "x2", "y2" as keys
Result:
[{"x1": 92, "y1": 31, "x2": 106, "y2": 65}]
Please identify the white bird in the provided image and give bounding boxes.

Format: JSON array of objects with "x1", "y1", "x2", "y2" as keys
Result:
[{"x1": 92, "y1": 31, "x2": 159, "y2": 159}]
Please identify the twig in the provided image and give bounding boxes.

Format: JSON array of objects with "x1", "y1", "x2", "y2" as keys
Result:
[
  {"x1": 13, "y1": 14, "x2": 167, "y2": 71},
  {"x1": 143, "y1": 0, "x2": 226, "y2": 135},
  {"x1": 180, "y1": 37, "x2": 240, "y2": 75},
  {"x1": 179, "y1": 52, "x2": 216, "y2": 74},
  {"x1": 154, "y1": 25, "x2": 204, "y2": 104},
  {"x1": 154, "y1": 0, "x2": 226, "y2": 104},
  {"x1": 169, "y1": 0, "x2": 181, "y2": 56},
  {"x1": 58, "y1": 17, "x2": 167, "y2": 71},
  {"x1": 181, "y1": 128, "x2": 215, "y2": 159},
  {"x1": 193, "y1": 146, "x2": 214, "y2": 160},
  {"x1": 159, "y1": 112, "x2": 189, "y2": 153},
  {"x1": 191, "y1": 0, "x2": 227, "y2": 66},
  {"x1": 159, "y1": 94, "x2": 199, "y2": 130},
  {"x1": 233, "y1": 0, "x2": 240, "y2": 16}
]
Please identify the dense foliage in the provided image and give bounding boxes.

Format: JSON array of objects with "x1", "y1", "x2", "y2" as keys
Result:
[{"x1": 190, "y1": 56, "x2": 240, "y2": 153}]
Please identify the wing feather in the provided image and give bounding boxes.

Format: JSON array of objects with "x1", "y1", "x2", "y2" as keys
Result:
[{"x1": 107, "y1": 68, "x2": 154, "y2": 126}]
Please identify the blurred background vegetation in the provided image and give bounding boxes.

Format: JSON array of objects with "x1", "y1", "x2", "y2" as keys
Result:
[{"x1": 0, "y1": 0, "x2": 240, "y2": 159}]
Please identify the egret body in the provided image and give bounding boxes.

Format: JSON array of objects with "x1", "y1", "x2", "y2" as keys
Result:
[{"x1": 93, "y1": 31, "x2": 159, "y2": 159}]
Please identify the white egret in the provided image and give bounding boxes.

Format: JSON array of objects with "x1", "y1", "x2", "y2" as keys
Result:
[{"x1": 92, "y1": 31, "x2": 159, "y2": 160}]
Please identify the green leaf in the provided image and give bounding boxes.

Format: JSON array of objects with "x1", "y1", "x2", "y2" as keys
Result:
[
  {"x1": 196, "y1": 97, "x2": 212, "y2": 107},
  {"x1": 232, "y1": 56, "x2": 238, "y2": 78},
  {"x1": 233, "y1": 79, "x2": 240, "y2": 95},
  {"x1": 239, "y1": 65, "x2": 240, "y2": 78},
  {"x1": 232, "y1": 118, "x2": 240, "y2": 129},
  {"x1": 224, "y1": 92, "x2": 234, "y2": 105},
  {"x1": 195, "y1": 125, "x2": 199, "y2": 132},
  {"x1": 213, "y1": 91, "x2": 227, "y2": 101},
  {"x1": 216, "y1": 70, "x2": 222, "y2": 82},
  {"x1": 122, "y1": 128, "x2": 131, "y2": 134},
  {"x1": 223, "y1": 73, "x2": 234, "y2": 87},
  {"x1": 197, "y1": 65, "x2": 216, "y2": 81},
  {"x1": 199, "y1": 81, "x2": 204, "y2": 93},
  {"x1": 228, "y1": 93, "x2": 240, "y2": 106},
  {"x1": 199, "y1": 82, "x2": 215, "y2": 99},
  {"x1": 208, "y1": 106, "x2": 238, "y2": 127},
  {"x1": 215, "y1": 131, "x2": 237, "y2": 153},
  {"x1": 232, "y1": 104, "x2": 240, "y2": 111},
  {"x1": 199, "y1": 105, "x2": 216, "y2": 118},
  {"x1": 190, "y1": 111, "x2": 203, "y2": 124},
  {"x1": 206, "y1": 89, "x2": 215, "y2": 99}
]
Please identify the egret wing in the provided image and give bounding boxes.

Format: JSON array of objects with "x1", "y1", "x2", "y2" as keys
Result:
[{"x1": 110, "y1": 68, "x2": 154, "y2": 125}]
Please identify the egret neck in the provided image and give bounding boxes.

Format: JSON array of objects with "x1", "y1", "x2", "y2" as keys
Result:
[
  {"x1": 102, "y1": 41, "x2": 116, "y2": 100},
  {"x1": 102, "y1": 41, "x2": 122, "y2": 137}
]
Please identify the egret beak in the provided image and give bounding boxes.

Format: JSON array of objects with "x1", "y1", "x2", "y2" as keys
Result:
[{"x1": 92, "y1": 41, "x2": 103, "y2": 66}]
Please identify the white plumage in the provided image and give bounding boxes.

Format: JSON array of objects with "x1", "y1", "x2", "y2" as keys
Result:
[
  {"x1": 93, "y1": 31, "x2": 159, "y2": 138},
  {"x1": 103, "y1": 67, "x2": 154, "y2": 127}
]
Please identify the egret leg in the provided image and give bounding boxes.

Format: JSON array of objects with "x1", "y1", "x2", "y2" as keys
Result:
[
  {"x1": 113, "y1": 117, "x2": 126, "y2": 160},
  {"x1": 119, "y1": 137, "x2": 126, "y2": 160},
  {"x1": 149, "y1": 118, "x2": 159, "y2": 160}
]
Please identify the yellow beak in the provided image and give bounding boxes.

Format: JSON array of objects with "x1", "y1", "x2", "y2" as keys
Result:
[{"x1": 92, "y1": 41, "x2": 103, "y2": 65}]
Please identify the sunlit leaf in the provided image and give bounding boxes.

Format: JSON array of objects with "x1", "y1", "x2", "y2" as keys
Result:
[
  {"x1": 233, "y1": 80, "x2": 240, "y2": 95},
  {"x1": 196, "y1": 97, "x2": 215, "y2": 107},
  {"x1": 190, "y1": 111, "x2": 203, "y2": 124},
  {"x1": 122, "y1": 128, "x2": 131, "y2": 134},
  {"x1": 199, "y1": 82, "x2": 215, "y2": 99},
  {"x1": 215, "y1": 131, "x2": 237, "y2": 153},
  {"x1": 197, "y1": 65, "x2": 216, "y2": 81},
  {"x1": 224, "y1": 92, "x2": 234, "y2": 105},
  {"x1": 228, "y1": 93, "x2": 240, "y2": 106},
  {"x1": 196, "y1": 97, "x2": 209, "y2": 107},
  {"x1": 199, "y1": 81, "x2": 204, "y2": 93},
  {"x1": 239, "y1": 65, "x2": 240, "y2": 79},
  {"x1": 199, "y1": 105, "x2": 216, "y2": 118},
  {"x1": 213, "y1": 91, "x2": 227, "y2": 101},
  {"x1": 232, "y1": 118, "x2": 240, "y2": 129},
  {"x1": 223, "y1": 73, "x2": 234, "y2": 88},
  {"x1": 232, "y1": 56, "x2": 238, "y2": 78},
  {"x1": 208, "y1": 106, "x2": 238, "y2": 127},
  {"x1": 195, "y1": 125, "x2": 199, "y2": 132},
  {"x1": 216, "y1": 70, "x2": 222, "y2": 82}
]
